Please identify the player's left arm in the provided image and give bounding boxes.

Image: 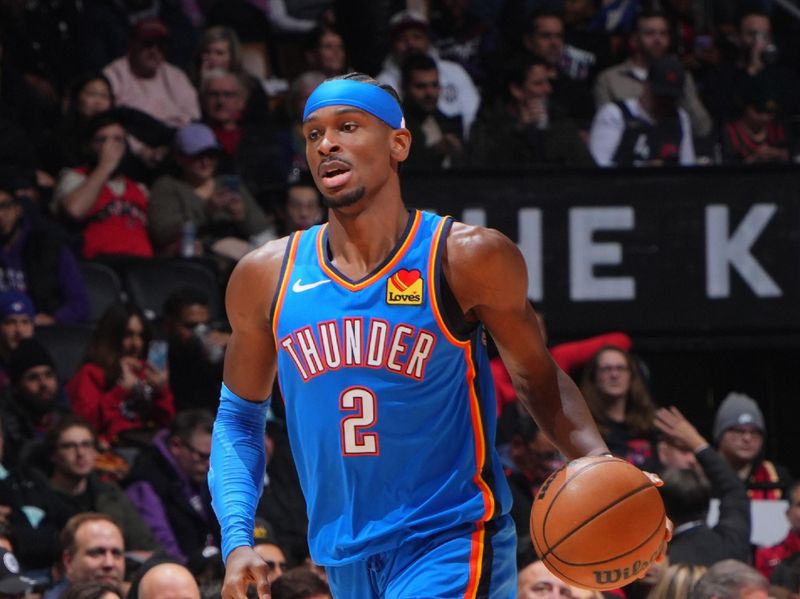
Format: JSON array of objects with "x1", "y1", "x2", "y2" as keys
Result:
[{"x1": 444, "y1": 223, "x2": 609, "y2": 460}]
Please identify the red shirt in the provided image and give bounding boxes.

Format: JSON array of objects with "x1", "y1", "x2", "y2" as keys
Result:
[
  {"x1": 755, "y1": 529, "x2": 800, "y2": 578},
  {"x1": 76, "y1": 168, "x2": 153, "y2": 259}
]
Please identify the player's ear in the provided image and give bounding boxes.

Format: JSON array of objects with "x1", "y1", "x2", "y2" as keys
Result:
[{"x1": 390, "y1": 127, "x2": 412, "y2": 162}]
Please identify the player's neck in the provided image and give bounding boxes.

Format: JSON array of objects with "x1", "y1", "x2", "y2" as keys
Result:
[{"x1": 326, "y1": 196, "x2": 410, "y2": 279}]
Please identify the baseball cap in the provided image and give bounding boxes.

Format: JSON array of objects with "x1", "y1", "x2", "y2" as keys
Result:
[
  {"x1": 253, "y1": 517, "x2": 277, "y2": 545},
  {"x1": 0, "y1": 549, "x2": 35, "y2": 595},
  {"x1": 0, "y1": 291, "x2": 35, "y2": 320},
  {"x1": 389, "y1": 9, "x2": 429, "y2": 36},
  {"x1": 131, "y1": 18, "x2": 170, "y2": 42},
  {"x1": 713, "y1": 392, "x2": 765, "y2": 443},
  {"x1": 743, "y1": 80, "x2": 779, "y2": 113},
  {"x1": 174, "y1": 123, "x2": 222, "y2": 156},
  {"x1": 647, "y1": 56, "x2": 685, "y2": 98}
]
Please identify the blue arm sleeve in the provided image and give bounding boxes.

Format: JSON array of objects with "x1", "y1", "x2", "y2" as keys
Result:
[{"x1": 209, "y1": 383, "x2": 270, "y2": 562}]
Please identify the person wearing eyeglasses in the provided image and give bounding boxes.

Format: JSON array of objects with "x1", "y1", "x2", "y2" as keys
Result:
[
  {"x1": 579, "y1": 345, "x2": 658, "y2": 467},
  {"x1": 712, "y1": 392, "x2": 791, "y2": 500},
  {"x1": 200, "y1": 69, "x2": 287, "y2": 211},
  {"x1": 0, "y1": 415, "x2": 155, "y2": 577},
  {"x1": 124, "y1": 410, "x2": 219, "y2": 564}
]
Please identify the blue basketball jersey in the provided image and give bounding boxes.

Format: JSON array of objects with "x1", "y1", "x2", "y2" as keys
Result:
[{"x1": 272, "y1": 210, "x2": 512, "y2": 566}]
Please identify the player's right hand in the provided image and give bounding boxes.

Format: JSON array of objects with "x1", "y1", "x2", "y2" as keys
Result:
[{"x1": 222, "y1": 546, "x2": 272, "y2": 599}]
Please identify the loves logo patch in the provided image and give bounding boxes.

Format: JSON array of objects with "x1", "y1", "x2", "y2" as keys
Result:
[{"x1": 386, "y1": 269, "x2": 423, "y2": 305}]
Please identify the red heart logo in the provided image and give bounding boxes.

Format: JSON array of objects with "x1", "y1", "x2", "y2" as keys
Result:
[{"x1": 391, "y1": 269, "x2": 421, "y2": 290}]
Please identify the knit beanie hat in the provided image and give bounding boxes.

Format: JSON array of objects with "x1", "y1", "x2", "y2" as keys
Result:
[
  {"x1": 713, "y1": 392, "x2": 765, "y2": 443},
  {"x1": 8, "y1": 338, "x2": 56, "y2": 384}
]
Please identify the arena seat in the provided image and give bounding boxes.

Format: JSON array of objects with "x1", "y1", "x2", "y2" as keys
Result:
[
  {"x1": 80, "y1": 261, "x2": 124, "y2": 322},
  {"x1": 34, "y1": 323, "x2": 94, "y2": 382}
]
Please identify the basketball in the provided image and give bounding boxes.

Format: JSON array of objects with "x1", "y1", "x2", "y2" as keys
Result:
[{"x1": 530, "y1": 456, "x2": 667, "y2": 591}]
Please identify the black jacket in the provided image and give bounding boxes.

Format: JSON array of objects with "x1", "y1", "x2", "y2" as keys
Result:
[
  {"x1": 667, "y1": 447, "x2": 752, "y2": 566},
  {"x1": 124, "y1": 435, "x2": 219, "y2": 559}
]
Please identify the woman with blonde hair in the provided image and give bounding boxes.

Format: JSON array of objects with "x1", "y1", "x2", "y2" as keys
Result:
[
  {"x1": 647, "y1": 563, "x2": 707, "y2": 599},
  {"x1": 580, "y1": 345, "x2": 657, "y2": 466}
]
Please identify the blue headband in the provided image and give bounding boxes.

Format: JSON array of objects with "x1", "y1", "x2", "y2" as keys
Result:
[{"x1": 303, "y1": 80, "x2": 403, "y2": 129}]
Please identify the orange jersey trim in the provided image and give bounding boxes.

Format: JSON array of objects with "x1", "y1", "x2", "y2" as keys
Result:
[
  {"x1": 464, "y1": 522, "x2": 486, "y2": 599},
  {"x1": 428, "y1": 216, "x2": 495, "y2": 598},
  {"x1": 271, "y1": 232, "x2": 302, "y2": 346},
  {"x1": 316, "y1": 210, "x2": 423, "y2": 291}
]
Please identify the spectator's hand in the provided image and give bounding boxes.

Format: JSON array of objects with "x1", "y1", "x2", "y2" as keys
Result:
[
  {"x1": 654, "y1": 406, "x2": 708, "y2": 452},
  {"x1": 34, "y1": 313, "x2": 56, "y2": 326},
  {"x1": 144, "y1": 363, "x2": 169, "y2": 391},
  {"x1": 225, "y1": 193, "x2": 246, "y2": 222},
  {"x1": 435, "y1": 133, "x2": 464, "y2": 156},
  {"x1": 98, "y1": 134, "x2": 126, "y2": 174},
  {"x1": 519, "y1": 97, "x2": 548, "y2": 128},
  {"x1": 118, "y1": 356, "x2": 141, "y2": 390},
  {"x1": 207, "y1": 329, "x2": 231, "y2": 349},
  {"x1": 209, "y1": 188, "x2": 233, "y2": 212},
  {"x1": 0, "y1": 504, "x2": 11, "y2": 523},
  {"x1": 222, "y1": 547, "x2": 271, "y2": 599}
]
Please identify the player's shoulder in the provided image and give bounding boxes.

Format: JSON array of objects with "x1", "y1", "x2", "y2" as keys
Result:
[
  {"x1": 227, "y1": 236, "x2": 292, "y2": 305},
  {"x1": 237, "y1": 236, "x2": 291, "y2": 274},
  {"x1": 445, "y1": 221, "x2": 520, "y2": 266}
]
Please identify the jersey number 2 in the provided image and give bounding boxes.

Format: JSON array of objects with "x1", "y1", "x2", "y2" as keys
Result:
[{"x1": 340, "y1": 387, "x2": 379, "y2": 456}]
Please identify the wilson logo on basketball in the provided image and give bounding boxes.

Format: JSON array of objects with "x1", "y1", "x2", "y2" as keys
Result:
[
  {"x1": 386, "y1": 269, "x2": 423, "y2": 305},
  {"x1": 592, "y1": 548, "x2": 659, "y2": 585}
]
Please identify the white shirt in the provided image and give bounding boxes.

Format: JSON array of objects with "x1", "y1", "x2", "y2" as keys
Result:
[
  {"x1": 588, "y1": 98, "x2": 696, "y2": 167},
  {"x1": 377, "y1": 51, "x2": 480, "y2": 139}
]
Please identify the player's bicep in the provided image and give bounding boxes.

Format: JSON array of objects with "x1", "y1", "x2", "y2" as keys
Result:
[
  {"x1": 466, "y1": 233, "x2": 554, "y2": 381},
  {"x1": 222, "y1": 243, "x2": 284, "y2": 401}
]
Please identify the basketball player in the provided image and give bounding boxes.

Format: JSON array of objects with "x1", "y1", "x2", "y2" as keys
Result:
[{"x1": 210, "y1": 73, "x2": 625, "y2": 598}]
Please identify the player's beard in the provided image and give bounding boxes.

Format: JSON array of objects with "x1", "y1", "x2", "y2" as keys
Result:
[{"x1": 322, "y1": 185, "x2": 365, "y2": 209}]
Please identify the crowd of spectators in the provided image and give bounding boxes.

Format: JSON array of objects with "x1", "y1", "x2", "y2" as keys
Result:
[{"x1": 0, "y1": 0, "x2": 797, "y2": 597}]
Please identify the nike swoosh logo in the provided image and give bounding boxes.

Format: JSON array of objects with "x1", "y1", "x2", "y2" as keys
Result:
[{"x1": 292, "y1": 278, "x2": 332, "y2": 293}]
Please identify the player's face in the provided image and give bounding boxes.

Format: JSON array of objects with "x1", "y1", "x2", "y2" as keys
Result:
[
  {"x1": 594, "y1": 349, "x2": 631, "y2": 400},
  {"x1": 518, "y1": 561, "x2": 573, "y2": 599},
  {"x1": 303, "y1": 105, "x2": 396, "y2": 209},
  {"x1": 635, "y1": 17, "x2": 670, "y2": 61},
  {"x1": 718, "y1": 425, "x2": 763, "y2": 465}
]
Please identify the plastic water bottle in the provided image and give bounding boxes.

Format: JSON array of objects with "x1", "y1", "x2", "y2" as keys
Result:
[{"x1": 181, "y1": 221, "x2": 196, "y2": 258}]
